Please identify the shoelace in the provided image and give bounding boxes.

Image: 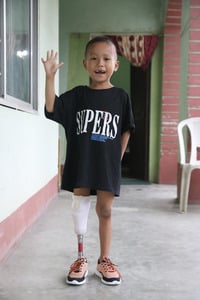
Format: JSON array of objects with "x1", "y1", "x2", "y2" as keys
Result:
[
  {"x1": 69, "y1": 258, "x2": 86, "y2": 273},
  {"x1": 100, "y1": 257, "x2": 121, "y2": 276}
]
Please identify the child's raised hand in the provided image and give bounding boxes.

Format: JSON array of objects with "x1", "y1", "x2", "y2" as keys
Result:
[{"x1": 41, "y1": 50, "x2": 64, "y2": 77}]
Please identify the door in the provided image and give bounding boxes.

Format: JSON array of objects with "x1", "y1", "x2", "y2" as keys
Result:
[{"x1": 122, "y1": 64, "x2": 151, "y2": 180}]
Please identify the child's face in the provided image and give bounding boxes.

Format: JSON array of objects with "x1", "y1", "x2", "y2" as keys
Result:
[{"x1": 83, "y1": 42, "x2": 119, "y2": 89}]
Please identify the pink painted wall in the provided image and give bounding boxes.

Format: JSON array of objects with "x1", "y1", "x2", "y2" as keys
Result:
[{"x1": 0, "y1": 176, "x2": 58, "y2": 263}]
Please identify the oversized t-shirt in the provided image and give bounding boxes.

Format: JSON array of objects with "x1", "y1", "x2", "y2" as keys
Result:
[{"x1": 45, "y1": 86, "x2": 135, "y2": 196}]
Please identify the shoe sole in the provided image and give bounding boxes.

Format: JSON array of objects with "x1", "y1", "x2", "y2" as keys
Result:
[
  {"x1": 95, "y1": 270, "x2": 121, "y2": 286},
  {"x1": 66, "y1": 270, "x2": 88, "y2": 285}
]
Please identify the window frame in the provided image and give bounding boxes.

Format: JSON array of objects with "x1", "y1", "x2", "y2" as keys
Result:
[{"x1": 0, "y1": 0, "x2": 38, "y2": 112}]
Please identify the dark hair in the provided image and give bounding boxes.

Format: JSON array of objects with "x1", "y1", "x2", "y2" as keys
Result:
[{"x1": 84, "y1": 36, "x2": 117, "y2": 58}]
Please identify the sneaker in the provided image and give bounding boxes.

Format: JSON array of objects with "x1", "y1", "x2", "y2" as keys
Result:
[
  {"x1": 66, "y1": 257, "x2": 88, "y2": 285},
  {"x1": 95, "y1": 257, "x2": 121, "y2": 285}
]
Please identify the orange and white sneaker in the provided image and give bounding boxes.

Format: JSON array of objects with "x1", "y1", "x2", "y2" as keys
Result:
[
  {"x1": 66, "y1": 257, "x2": 88, "y2": 285},
  {"x1": 95, "y1": 257, "x2": 122, "y2": 285}
]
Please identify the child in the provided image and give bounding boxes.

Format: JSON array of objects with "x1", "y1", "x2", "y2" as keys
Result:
[{"x1": 42, "y1": 36, "x2": 134, "y2": 286}]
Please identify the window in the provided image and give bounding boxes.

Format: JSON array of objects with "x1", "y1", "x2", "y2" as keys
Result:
[{"x1": 0, "y1": 0, "x2": 38, "y2": 111}]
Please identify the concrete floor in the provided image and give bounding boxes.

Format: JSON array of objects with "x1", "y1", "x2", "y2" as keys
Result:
[{"x1": 1, "y1": 184, "x2": 200, "y2": 300}]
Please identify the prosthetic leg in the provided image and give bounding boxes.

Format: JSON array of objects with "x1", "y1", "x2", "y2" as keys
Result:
[{"x1": 72, "y1": 195, "x2": 91, "y2": 258}]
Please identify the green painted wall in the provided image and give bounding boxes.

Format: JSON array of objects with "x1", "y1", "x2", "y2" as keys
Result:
[
  {"x1": 59, "y1": 0, "x2": 167, "y2": 92},
  {"x1": 112, "y1": 56, "x2": 130, "y2": 96},
  {"x1": 67, "y1": 33, "x2": 90, "y2": 89},
  {"x1": 149, "y1": 39, "x2": 164, "y2": 182},
  {"x1": 60, "y1": 0, "x2": 166, "y2": 34}
]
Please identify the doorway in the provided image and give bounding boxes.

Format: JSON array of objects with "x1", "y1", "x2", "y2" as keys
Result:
[{"x1": 122, "y1": 64, "x2": 151, "y2": 180}]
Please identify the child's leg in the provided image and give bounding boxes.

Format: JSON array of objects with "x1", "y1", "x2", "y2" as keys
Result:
[
  {"x1": 72, "y1": 188, "x2": 90, "y2": 258},
  {"x1": 66, "y1": 188, "x2": 90, "y2": 285},
  {"x1": 95, "y1": 190, "x2": 121, "y2": 285},
  {"x1": 95, "y1": 190, "x2": 114, "y2": 260}
]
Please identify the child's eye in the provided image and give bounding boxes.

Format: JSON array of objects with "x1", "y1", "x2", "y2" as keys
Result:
[
  {"x1": 104, "y1": 57, "x2": 111, "y2": 61},
  {"x1": 91, "y1": 57, "x2": 97, "y2": 60}
]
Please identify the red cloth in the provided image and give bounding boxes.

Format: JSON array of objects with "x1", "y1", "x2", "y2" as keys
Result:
[{"x1": 108, "y1": 35, "x2": 158, "y2": 69}]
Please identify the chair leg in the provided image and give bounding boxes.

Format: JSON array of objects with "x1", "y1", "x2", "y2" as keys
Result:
[
  {"x1": 179, "y1": 167, "x2": 191, "y2": 213},
  {"x1": 179, "y1": 173, "x2": 186, "y2": 213}
]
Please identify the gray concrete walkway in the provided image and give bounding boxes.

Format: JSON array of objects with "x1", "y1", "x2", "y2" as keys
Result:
[{"x1": 1, "y1": 184, "x2": 200, "y2": 300}]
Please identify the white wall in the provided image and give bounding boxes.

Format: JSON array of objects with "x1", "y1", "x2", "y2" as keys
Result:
[{"x1": 0, "y1": 0, "x2": 59, "y2": 222}]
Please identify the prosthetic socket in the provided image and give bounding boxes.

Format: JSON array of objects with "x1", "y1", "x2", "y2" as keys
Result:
[{"x1": 72, "y1": 195, "x2": 91, "y2": 235}]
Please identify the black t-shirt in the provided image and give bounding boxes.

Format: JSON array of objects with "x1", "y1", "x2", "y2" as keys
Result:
[{"x1": 45, "y1": 86, "x2": 134, "y2": 196}]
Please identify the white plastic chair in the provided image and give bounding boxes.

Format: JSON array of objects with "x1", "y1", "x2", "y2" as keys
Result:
[{"x1": 177, "y1": 117, "x2": 200, "y2": 213}]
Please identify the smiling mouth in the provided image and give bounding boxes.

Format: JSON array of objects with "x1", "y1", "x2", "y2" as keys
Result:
[{"x1": 95, "y1": 70, "x2": 106, "y2": 74}]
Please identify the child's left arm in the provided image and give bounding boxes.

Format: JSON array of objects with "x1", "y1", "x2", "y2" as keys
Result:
[{"x1": 121, "y1": 130, "x2": 131, "y2": 160}]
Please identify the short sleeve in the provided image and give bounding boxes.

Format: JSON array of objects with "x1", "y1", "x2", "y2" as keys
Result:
[
  {"x1": 121, "y1": 94, "x2": 135, "y2": 134},
  {"x1": 44, "y1": 95, "x2": 65, "y2": 126},
  {"x1": 44, "y1": 87, "x2": 80, "y2": 127}
]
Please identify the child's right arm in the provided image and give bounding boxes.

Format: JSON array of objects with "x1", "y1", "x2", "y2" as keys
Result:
[{"x1": 41, "y1": 50, "x2": 64, "y2": 112}]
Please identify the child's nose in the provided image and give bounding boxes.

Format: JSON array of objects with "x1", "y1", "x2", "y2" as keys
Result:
[{"x1": 97, "y1": 58, "x2": 104, "y2": 66}]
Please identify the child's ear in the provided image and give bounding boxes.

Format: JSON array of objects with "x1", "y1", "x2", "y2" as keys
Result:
[
  {"x1": 114, "y1": 60, "x2": 120, "y2": 72},
  {"x1": 83, "y1": 59, "x2": 87, "y2": 69}
]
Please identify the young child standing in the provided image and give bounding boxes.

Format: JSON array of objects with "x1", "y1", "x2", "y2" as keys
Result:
[{"x1": 42, "y1": 36, "x2": 134, "y2": 286}]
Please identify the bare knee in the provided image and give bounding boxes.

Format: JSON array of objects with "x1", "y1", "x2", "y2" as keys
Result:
[
  {"x1": 96, "y1": 190, "x2": 114, "y2": 219},
  {"x1": 96, "y1": 203, "x2": 112, "y2": 219}
]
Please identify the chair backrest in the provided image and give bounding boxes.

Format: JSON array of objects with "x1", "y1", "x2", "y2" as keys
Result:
[{"x1": 178, "y1": 117, "x2": 200, "y2": 164}]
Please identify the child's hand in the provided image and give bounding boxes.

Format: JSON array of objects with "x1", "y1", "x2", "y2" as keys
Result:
[{"x1": 41, "y1": 50, "x2": 64, "y2": 77}]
